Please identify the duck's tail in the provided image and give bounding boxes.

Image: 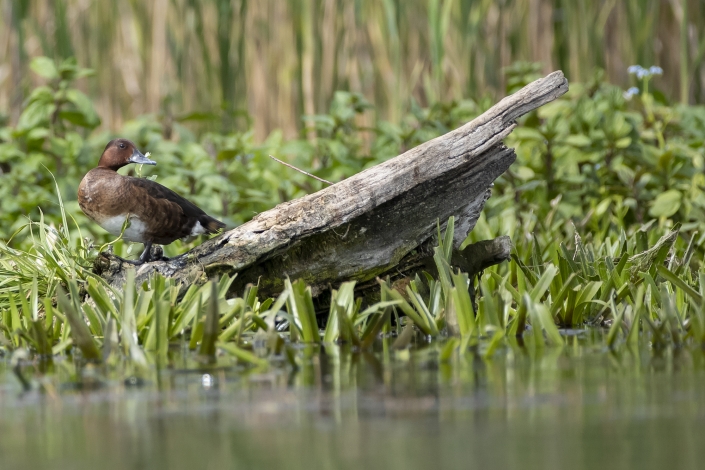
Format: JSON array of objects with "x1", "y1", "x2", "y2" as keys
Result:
[{"x1": 203, "y1": 216, "x2": 226, "y2": 234}]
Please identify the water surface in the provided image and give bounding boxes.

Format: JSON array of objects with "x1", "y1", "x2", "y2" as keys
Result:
[{"x1": 1, "y1": 334, "x2": 704, "y2": 470}]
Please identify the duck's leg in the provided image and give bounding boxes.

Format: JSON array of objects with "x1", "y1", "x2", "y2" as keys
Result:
[
  {"x1": 117, "y1": 242, "x2": 152, "y2": 266},
  {"x1": 137, "y1": 242, "x2": 153, "y2": 264}
]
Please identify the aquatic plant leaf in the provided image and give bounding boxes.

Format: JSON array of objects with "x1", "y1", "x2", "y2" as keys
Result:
[
  {"x1": 57, "y1": 285, "x2": 101, "y2": 361},
  {"x1": 198, "y1": 281, "x2": 220, "y2": 362},
  {"x1": 450, "y1": 271, "x2": 476, "y2": 338},
  {"x1": 218, "y1": 342, "x2": 268, "y2": 367},
  {"x1": 656, "y1": 265, "x2": 702, "y2": 305},
  {"x1": 285, "y1": 279, "x2": 320, "y2": 343}
]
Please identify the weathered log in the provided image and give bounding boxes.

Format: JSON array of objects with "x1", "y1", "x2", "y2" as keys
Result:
[{"x1": 99, "y1": 71, "x2": 568, "y2": 297}]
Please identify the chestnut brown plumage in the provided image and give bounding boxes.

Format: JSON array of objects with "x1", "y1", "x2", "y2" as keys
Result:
[{"x1": 78, "y1": 139, "x2": 225, "y2": 265}]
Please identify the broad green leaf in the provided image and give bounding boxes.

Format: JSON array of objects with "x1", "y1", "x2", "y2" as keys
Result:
[
  {"x1": 649, "y1": 190, "x2": 682, "y2": 218},
  {"x1": 30, "y1": 56, "x2": 59, "y2": 79}
]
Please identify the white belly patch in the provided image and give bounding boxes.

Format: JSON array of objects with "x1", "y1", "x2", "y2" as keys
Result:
[
  {"x1": 190, "y1": 221, "x2": 206, "y2": 236},
  {"x1": 99, "y1": 215, "x2": 149, "y2": 243}
]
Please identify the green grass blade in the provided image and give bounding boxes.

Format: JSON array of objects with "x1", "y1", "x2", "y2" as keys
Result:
[
  {"x1": 656, "y1": 264, "x2": 702, "y2": 305},
  {"x1": 198, "y1": 281, "x2": 220, "y2": 362},
  {"x1": 57, "y1": 285, "x2": 101, "y2": 361}
]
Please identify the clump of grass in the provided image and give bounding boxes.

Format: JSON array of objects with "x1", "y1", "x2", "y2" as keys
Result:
[
  {"x1": 0, "y1": 177, "x2": 94, "y2": 313},
  {"x1": 3, "y1": 210, "x2": 705, "y2": 372}
]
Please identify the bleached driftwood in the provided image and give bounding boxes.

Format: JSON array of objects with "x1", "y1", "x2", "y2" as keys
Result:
[{"x1": 99, "y1": 71, "x2": 568, "y2": 297}]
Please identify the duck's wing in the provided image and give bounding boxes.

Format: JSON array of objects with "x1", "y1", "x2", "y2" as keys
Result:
[{"x1": 124, "y1": 176, "x2": 226, "y2": 244}]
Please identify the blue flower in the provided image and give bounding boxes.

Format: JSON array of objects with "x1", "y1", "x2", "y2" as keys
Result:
[
  {"x1": 628, "y1": 64, "x2": 663, "y2": 79},
  {"x1": 628, "y1": 65, "x2": 649, "y2": 79},
  {"x1": 628, "y1": 65, "x2": 644, "y2": 75},
  {"x1": 623, "y1": 87, "x2": 640, "y2": 99}
]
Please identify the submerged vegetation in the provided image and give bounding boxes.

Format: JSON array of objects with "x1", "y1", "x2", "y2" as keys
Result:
[{"x1": 1, "y1": 54, "x2": 705, "y2": 371}]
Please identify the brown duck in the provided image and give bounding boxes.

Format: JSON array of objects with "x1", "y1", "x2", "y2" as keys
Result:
[{"x1": 78, "y1": 139, "x2": 225, "y2": 265}]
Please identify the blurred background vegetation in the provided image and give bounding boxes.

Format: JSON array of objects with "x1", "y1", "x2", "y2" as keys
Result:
[{"x1": 1, "y1": 0, "x2": 705, "y2": 140}]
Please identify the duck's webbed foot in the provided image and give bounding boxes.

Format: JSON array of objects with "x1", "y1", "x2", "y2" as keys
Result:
[
  {"x1": 135, "y1": 242, "x2": 155, "y2": 264},
  {"x1": 105, "y1": 243, "x2": 168, "y2": 265},
  {"x1": 112, "y1": 254, "x2": 144, "y2": 266},
  {"x1": 150, "y1": 244, "x2": 168, "y2": 262}
]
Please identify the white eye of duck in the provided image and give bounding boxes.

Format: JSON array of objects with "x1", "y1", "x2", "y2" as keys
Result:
[{"x1": 119, "y1": 143, "x2": 126, "y2": 149}]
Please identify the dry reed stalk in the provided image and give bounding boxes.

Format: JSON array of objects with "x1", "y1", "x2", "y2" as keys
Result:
[{"x1": 1, "y1": 0, "x2": 704, "y2": 138}]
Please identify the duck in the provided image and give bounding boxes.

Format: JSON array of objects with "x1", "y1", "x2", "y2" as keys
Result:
[{"x1": 78, "y1": 138, "x2": 226, "y2": 265}]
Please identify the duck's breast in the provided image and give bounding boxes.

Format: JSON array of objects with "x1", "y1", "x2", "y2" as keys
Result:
[{"x1": 78, "y1": 169, "x2": 152, "y2": 243}]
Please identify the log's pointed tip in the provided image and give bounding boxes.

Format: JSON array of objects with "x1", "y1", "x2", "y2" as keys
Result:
[{"x1": 545, "y1": 70, "x2": 569, "y2": 88}]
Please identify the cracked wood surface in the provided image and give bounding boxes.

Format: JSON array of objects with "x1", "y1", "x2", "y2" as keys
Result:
[{"x1": 99, "y1": 71, "x2": 568, "y2": 296}]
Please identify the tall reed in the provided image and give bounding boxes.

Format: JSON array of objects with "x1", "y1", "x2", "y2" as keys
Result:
[{"x1": 1, "y1": 0, "x2": 703, "y2": 140}]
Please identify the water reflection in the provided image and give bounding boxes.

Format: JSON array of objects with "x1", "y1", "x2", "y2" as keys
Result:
[{"x1": 1, "y1": 334, "x2": 704, "y2": 470}]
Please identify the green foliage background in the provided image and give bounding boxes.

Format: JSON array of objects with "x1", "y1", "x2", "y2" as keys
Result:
[{"x1": 3, "y1": 58, "x2": 705, "y2": 256}]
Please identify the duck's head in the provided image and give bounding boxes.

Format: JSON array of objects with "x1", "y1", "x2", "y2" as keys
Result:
[{"x1": 98, "y1": 138, "x2": 156, "y2": 171}]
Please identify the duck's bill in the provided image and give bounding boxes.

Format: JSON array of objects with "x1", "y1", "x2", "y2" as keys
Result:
[{"x1": 130, "y1": 149, "x2": 157, "y2": 165}]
